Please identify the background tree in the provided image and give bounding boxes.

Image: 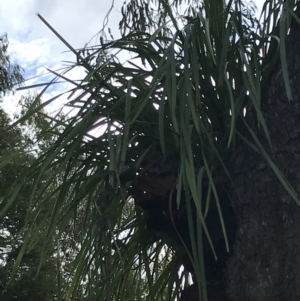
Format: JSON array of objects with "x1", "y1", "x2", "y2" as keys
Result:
[
  {"x1": 0, "y1": 106, "x2": 59, "y2": 300},
  {"x1": 0, "y1": 33, "x2": 23, "y2": 97},
  {"x1": 0, "y1": 90, "x2": 90, "y2": 300},
  {"x1": 0, "y1": 34, "x2": 79, "y2": 300},
  {"x1": 3, "y1": 0, "x2": 300, "y2": 301}
]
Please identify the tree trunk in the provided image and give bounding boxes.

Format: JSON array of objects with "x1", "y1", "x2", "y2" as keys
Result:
[
  {"x1": 131, "y1": 7, "x2": 300, "y2": 301},
  {"x1": 225, "y1": 8, "x2": 300, "y2": 301}
]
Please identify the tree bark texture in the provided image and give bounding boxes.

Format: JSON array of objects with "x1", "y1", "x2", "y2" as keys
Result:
[{"x1": 225, "y1": 8, "x2": 300, "y2": 301}]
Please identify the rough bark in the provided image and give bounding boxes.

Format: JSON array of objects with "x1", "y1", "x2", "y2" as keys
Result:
[{"x1": 225, "y1": 9, "x2": 300, "y2": 301}]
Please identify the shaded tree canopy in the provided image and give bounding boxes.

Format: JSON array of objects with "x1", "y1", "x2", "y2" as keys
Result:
[
  {"x1": 0, "y1": 107, "x2": 58, "y2": 300},
  {"x1": 118, "y1": 0, "x2": 257, "y2": 36},
  {"x1": 0, "y1": 100, "x2": 90, "y2": 300}
]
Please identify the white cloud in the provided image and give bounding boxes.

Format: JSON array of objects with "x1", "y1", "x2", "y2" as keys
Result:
[
  {"x1": 0, "y1": 0, "x2": 123, "y2": 115},
  {"x1": 8, "y1": 37, "x2": 51, "y2": 69}
]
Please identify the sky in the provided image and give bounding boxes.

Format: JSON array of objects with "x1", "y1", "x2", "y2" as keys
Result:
[
  {"x1": 0, "y1": 0, "x2": 123, "y2": 114},
  {"x1": 1, "y1": 0, "x2": 264, "y2": 115}
]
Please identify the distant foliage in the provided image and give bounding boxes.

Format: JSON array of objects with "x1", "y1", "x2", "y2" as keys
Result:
[
  {"x1": 0, "y1": 33, "x2": 24, "y2": 97},
  {"x1": 0, "y1": 105, "x2": 83, "y2": 300}
]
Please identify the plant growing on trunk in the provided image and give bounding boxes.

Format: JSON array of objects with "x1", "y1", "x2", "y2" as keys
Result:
[{"x1": 3, "y1": 0, "x2": 300, "y2": 300}]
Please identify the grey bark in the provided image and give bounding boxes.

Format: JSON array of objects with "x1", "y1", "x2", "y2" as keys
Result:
[{"x1": 226, "y1": 8, "x2": 300, "y2": 301}]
